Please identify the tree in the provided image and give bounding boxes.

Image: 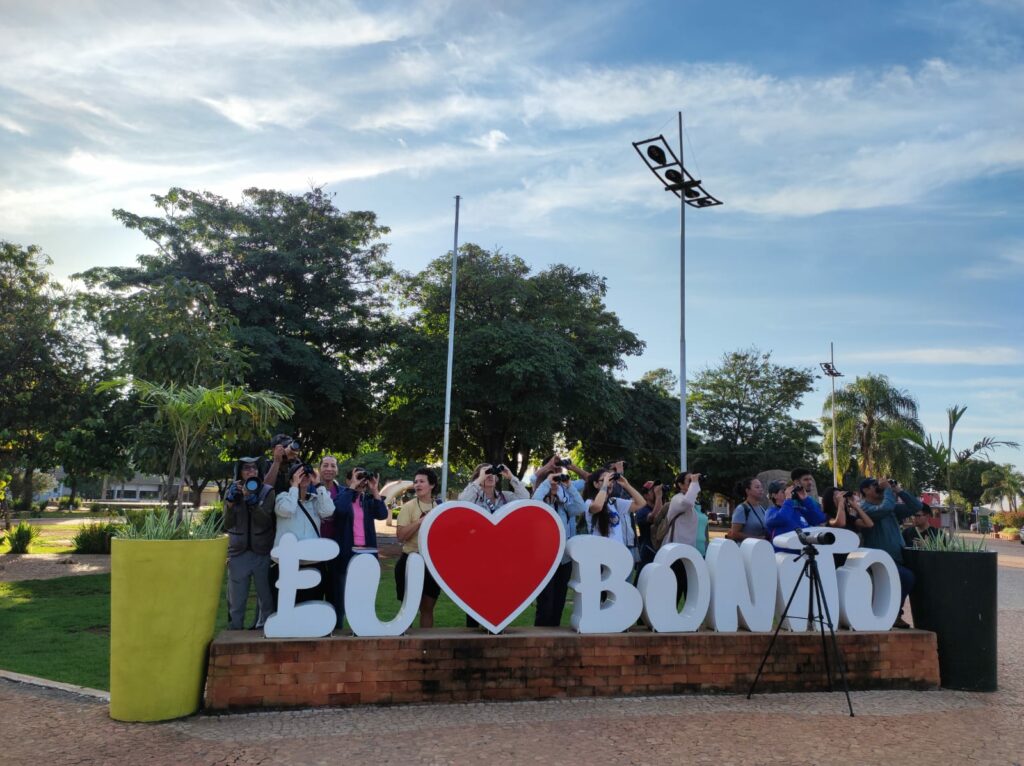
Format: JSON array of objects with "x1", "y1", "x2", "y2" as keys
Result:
[
  {"x1": 685, "y1": 348, "x2": 819, "y2": 499},
  {"x1": 52, "y1": 380, "x2": 135, "y2": 506},
  {"x1": 0, "y1": 242, "x2": 87, "y2": 508},
  {"x1": 380, "y1": 245, "x2": 644, "y2": 474},
  {"x1": 889, "y1": 404, "x2": 1017, "y2": 500},
  {"x1": 981, "y1": 464, "x2": 1024, "y2": 512},
  {"x1": 78, "y1": 186, "x2": 392, "y2": 455},
  {"x1": 112, "y1": 380, "x2": 294, "y2": 522},
  {"x1": 567, "y1": 376, "x2": 688, "y2": 481},
  {"x1": 821, "y1": 374, "x2": 922, "y2": 485}
]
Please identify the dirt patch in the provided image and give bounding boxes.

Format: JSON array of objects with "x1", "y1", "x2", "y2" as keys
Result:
[{"x1": 0, "y1": 554, "x2": 111, "y2": 582}]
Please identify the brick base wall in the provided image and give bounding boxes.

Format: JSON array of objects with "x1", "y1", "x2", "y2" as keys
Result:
[{"x1": 204, "y1": 627, "x2": 939, "y2": 711}]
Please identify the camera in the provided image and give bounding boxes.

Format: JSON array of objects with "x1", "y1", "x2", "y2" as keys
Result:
[
  {"x1": 796, "y1": 529, "x2": 836, "y2": 546},
  {"x1": 843, "y1": 490, "x2": 854, "y2": 499},
  {"x1": 660, "y1": 483, "x2": 672, "y2": 495},
  {"x1": 356, "y1": 469, "x2": 376, "y2": 481},
  {"x1": 556, "y1": 458, "x2": 572, "y2": 467},
  {"x1": 552, "y1": 474, "x2": 570, "y2": 483},
  {"x1": 610, "y1": 472, "x2": 623, "y2": 481},
  {"x1": 486, "y1": 464, "x2": 506, "y2": 476},
  {"x1": 244, "y1": 478, "x2": 260, "y2": 493}
]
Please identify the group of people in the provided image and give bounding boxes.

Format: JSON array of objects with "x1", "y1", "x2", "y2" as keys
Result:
[
  {"x1": 224, "y1": 438, "x2": 933, "y2": 633},
  {"x1": 728, "y1": 470, "x2": 929, "y2": 628},
  {"x1": 222, "y1": 434, "x2": 387, "y2": 631}
]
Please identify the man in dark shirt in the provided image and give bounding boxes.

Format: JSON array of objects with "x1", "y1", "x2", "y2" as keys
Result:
[{"x1": 902, "y1": 506, "x2": 941, "y2": 548}]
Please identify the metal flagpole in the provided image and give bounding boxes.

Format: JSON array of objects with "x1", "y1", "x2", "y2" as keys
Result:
[
  {"x1": 678, "y1": 112, "x2": 687, "y2": 471},
  {"x1": 830, "y1": 342, "x2": 839, "y2": 487},
  {"x1": 440, "y1": 195, "x2": 460, "y2": 499}
]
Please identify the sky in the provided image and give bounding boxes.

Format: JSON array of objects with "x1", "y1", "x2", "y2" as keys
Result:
[{"x1": 1, "y1": 0, "x2": 1023, "y2": 471}]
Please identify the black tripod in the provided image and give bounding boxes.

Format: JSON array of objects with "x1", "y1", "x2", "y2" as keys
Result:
[{"x1": 747, "y1": 531, "x2": 855, "y2": 716}]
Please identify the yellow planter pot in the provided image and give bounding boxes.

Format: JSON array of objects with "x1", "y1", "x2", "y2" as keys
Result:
[{"x1": 110, "y1": 536, "x2": 228, "y2": 722}]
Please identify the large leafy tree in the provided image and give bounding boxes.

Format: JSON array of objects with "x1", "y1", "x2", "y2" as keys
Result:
[
  {"x1": 380, "y1": 245, "x2": 643, "y2": 475},
  {"x1": 0, "y1": 242, "x2": 87, "y2": 508},
  {"x1": 686, "y1": 348, "x2": 820, "y2": 499},
  {"x1": 821, "y1": 373, "x2": 922, "y2": 485},
  {"x1": 981, "y1": 464, "x2": 1024, "y2": 512},
  {"x1": 567, "y1": 373, "x2": 688, "y2": 481},
  {"x1": 78, "y1": 186, "x2": 392, "y2": 454},
  {"x1": 77, "y1": 276, "x2": 254, "y2": 501}
]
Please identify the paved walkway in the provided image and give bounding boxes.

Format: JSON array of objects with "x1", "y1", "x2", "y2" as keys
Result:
[{"x1": 3, "y1": 561, "x2": 1022, "y2": 765}]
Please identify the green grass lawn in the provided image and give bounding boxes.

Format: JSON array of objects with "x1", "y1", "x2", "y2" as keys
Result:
[
  {"x1": 0, "y1": 523, "x2": 78, "y2": 554},
  {"x1": 0, "y1": 557, "x2": 571, "y2": 691}
]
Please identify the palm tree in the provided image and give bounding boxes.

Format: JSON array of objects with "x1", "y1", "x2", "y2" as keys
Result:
[
  {"x1": 981, "y1": 464, "x2": 1024, "y2": 512},
  {"x1": 821, "y1": 374, "x2": 922, "y2": 485},
  {"x1": 115, "y1": 380, "x2": 293, "y2": 522}
]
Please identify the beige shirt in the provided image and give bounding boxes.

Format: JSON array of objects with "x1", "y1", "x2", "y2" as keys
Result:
[{"x1": 395, "y1": 497, "x2": 435, "y2": 554}]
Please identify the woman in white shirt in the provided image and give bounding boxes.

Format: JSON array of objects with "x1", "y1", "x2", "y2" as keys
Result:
[
  {"x1": 458, "y1": 462, "x2": 529, "y2": 512},
  {"x1": 582, "y1": 468, "x2": 646, "y2": 568}
]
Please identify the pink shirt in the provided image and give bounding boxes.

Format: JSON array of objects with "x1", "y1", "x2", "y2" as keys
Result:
[{"x1": 352, "y1": 494, "x2": 366, "y2": 547}]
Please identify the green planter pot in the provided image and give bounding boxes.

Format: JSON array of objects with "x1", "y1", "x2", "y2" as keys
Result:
[
  {"x1": 902, "y1": 548, "x2": 997, "y2": 691},
  {"x1": 109, "y1": 536, "x2": 228, "y2": 721}
]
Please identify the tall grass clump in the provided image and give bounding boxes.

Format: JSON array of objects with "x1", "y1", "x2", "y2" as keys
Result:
[{"x1": 6, "y1": 522, "x2": 40, "y2": 553}]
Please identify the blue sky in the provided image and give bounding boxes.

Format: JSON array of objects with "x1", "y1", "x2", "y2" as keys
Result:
[{"x1": 1, "y1": 0, "x2": 1022, "y2": 470}]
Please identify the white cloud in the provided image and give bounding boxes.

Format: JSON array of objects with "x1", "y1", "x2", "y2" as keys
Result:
[
  {"x1": 0, "y1": 115, "x2": 28, "y2": 135},
  {"x1": 961, "y1": 246, "x2": 1024, "y2": 279},
  {"x1": 471, "y1": 130, "x2": 509, "y2": 152},
  {"x1": 198, "y1": 94, "x2": 322, "y2": 131},
  {"x1": 845, "y1": 346, "x2": 1024, "y2": 365},
  {"x1": 352, "y1": 94, "x2": 505, "y2": 132}
]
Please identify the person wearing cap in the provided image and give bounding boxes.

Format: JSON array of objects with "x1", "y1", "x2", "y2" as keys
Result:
[
  {"x1": 224, "y1": 458, "x2": 277, "y2": 629},
  {"x1": 858, "y1": 477, "x2": 922, "y2": 627},
  {"x1": 532, "y1": 469, "x2": 586, "y2": 626},
  {"x1": 765, "y1": 480, "x2": 827, "y2": 547}
]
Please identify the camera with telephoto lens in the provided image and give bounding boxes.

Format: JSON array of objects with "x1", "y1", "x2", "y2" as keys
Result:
[
  {"x1": 244, "y1": 478, "x2": 260, "y2": 493},
  {"x1": 796, "y1": 529, "x2": 836, "y2": 546}
]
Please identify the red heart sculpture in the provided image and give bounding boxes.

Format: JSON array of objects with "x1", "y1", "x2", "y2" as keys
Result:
[{"x1": 419, "y1": 500, "x2": 566, "y2": 633}]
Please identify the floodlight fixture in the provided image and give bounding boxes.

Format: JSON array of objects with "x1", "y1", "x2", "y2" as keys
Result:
[{"x1": 632, "y1": 113, "x2": 722, "y2": 471}]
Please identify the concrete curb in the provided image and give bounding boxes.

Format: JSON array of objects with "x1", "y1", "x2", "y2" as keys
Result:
[{"x1": 0, "y1": 669, "x2": 109, "y2": 701}]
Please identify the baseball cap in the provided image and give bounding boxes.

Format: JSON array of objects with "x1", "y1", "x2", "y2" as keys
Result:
[
  {"x1": 642, "y1": 481, "x2": 655, "y2": 490},
  {"x1": 859, "y1": 478, "x2": 879, "y2": 491}
]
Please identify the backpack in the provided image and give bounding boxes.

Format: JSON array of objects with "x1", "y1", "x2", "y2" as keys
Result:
[{"x1": 652, "y1": 509, "x2": 674, "y2": 550}]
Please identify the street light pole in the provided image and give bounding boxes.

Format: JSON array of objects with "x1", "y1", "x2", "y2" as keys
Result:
[
  {"x1": 677, "y1": 113, "x2": 687, "y2": 471},
  {"x1": 820, "y1": 343, "x2": 843, "y2": 486},
  {"x1": 440, "y1": 195, "x2": 460, "y2": 500},
  {"x1": 633, "y1": 113, "x2": 721, "y2": 472}
]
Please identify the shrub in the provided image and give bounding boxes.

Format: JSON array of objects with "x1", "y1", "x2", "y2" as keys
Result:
[
  {"x1": 57, "y1": 496, "x2": 82, "y2": 511},
  {"x1": 72, "y1": 522, "x2": 124, "y2": 554},
  {"x1": 6, "y1": 522, "x2": 40, "y2": 553},
  {"x1": 36, "y1": 500, "x2": 49, "y2": 513},
  {"x1": 1000, "y1": 526, "x2": 1021, "y2": 541},
  {"x1": 115, "y1": 511, "x2": 223, "y2": 540},
  {"x1": 199, "y1": 502, "x2": 223, "y2": 529},
  {"x1": 992, "y1": 511, "x2": 1024, "y2": 529}
]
